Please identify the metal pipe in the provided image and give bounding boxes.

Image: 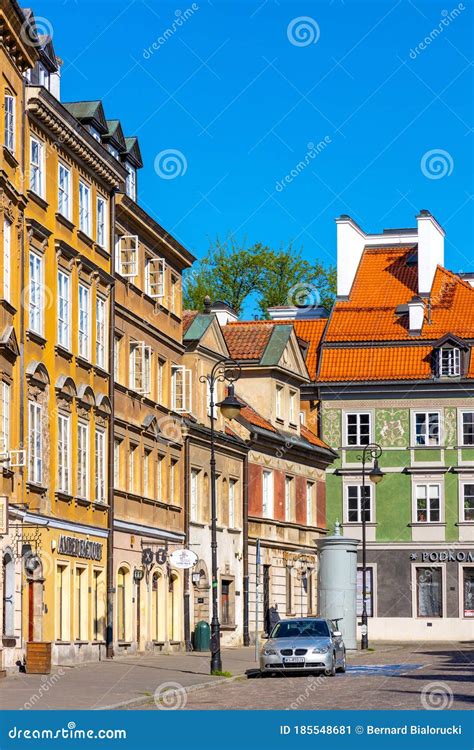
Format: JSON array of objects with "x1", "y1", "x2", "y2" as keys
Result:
[{"x1": 106, "y1": 189, "x2": 117, "y2": 659}]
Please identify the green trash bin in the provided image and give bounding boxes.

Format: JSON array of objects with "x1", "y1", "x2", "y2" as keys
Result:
[{"x1": 194, "y1": 620, "x2": 211, "y2": 651}]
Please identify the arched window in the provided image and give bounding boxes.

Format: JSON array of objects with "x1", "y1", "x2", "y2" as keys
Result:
[
  {"x1": 168, "y1": 573, "x2": 181, "y2": 642},
  {"x1": 2, "y1": 551, "x2": 14, "y2": 636},
  {"x1": 117, "y1": 567, "x2": 130, "y2": 642}
]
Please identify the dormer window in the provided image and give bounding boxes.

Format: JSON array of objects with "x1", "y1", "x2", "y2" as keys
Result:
[
  {"x1": 89, "y1": 126, "x2": 101, "y2": 142},
  {"x1": 108, "y1": 144, "x2": 119, "y2": 160},
  {"x1": 439, "y1": 347, "x2": 460, "y2": 377},
  {"x1": 38, "y1": 64, "x2": 50, "y2": 90},
  {"x1": 125, "y1": 162, "x2": 136, "y2": 200}
]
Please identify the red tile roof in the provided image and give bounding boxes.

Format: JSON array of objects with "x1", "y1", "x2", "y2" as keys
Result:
[
  {"x1": 182, "y1": 310, "x2": 198, "y2": 334},
  {"x1": 318, "y1": 345, "x2": 434, "y2": 382},
  {"x1": 300, "y1": 424, "x2": 331, "y2": 449},
  {"x1": 237, "y1": 397, "x2": 278, "y2": 433},
  {"x1": 223, "y1": 321, "x2": 275, "y2": 359}
]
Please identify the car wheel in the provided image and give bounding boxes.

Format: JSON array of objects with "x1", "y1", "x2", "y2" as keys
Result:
[
  {"x1": 336, "y1": 650, "x2": 346, "y2": 674},
  {"x1": 324, "y1": 654, "x2": 336, "y2": 677}
]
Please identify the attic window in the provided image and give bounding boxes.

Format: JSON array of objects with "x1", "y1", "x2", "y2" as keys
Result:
[
  {"x1": 125, "y1": 163, "x2": 137, "y2": 201},
  {"x1": 438, "y1": 347, "x2": 461, "y2": 377}
]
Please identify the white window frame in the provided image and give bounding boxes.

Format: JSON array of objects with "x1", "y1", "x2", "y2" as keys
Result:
[
  {"x1": 96, "y1": 195, "x2": 107, "y2": 248},
  {"x1": 116, "y1": 235, "x2": 138, "y2": 278},
  {"x1": 171, "y1": 365, "x2": 191, "y2": 413},
  {"x1": 190, "y1": 468, "x2": 199, "y2": 522},
  {"x1": 412, "y1": 563, "x2": 446, "y2": 619},
  {"x1": 95, "y1": 428, "x2": 106, "y2": 503},
  {"x1": 262, "y1": 469, "x2": 273, "y2": 519},
  {"x1": 57, "y1": 270, "x2": 71, "y2": 349},
  {"x1": 57, "y1": 413, "x2": 71, "y2": 494},
  {"x1": 129, "y1": 341, "x2": 151, "y2": 395},
  {"x1": 459, "y1": 478, "x2": 474, "y2": 523},
  {"x1": 413, "y1": 410, "x2": 442, "y2": 447},
  {"x1": 344, "y1": 483, "x2": 373, "y2": 524},
  {"x1": 145, "y1": 257, "x2": 165, "y2": 299},
  {"x1": 289, "y1": 390, "x2": 297, "y2": 425},
  {"x1": 28, "y1": 400, "x2": 42, "y2": 484},
  {"x1": 345, "y1": 411, "x2": 372, "y2": 447},
  {"x1": 125, "y1": 162, "x2": 136, "y2": 201},
  {"x1": 439, "y1": 347, "x2": 461, "y2": 377},
  {"x1": 4, "y1": 93, "x2": 15, "y2": 152},
  {"x1": 0, "y1": 382, "x2": 10, "y2": 456},
  {"x1": 29, "y1": 251, "x2": 43, "y2": 335},
  {"x1": 79, "y1": 181, "x2": 91, "y2": 236},
  {"x1": 77, "y1": 421, "x2": 89, "y2": 499},
  {"x1": 128, "y1": 444, "x2": 136, "y2": 493},
  {"x1": 95, "y1": 295, "x2": 107, "y2": 369},
  {"x1": 412, "y1": 479, "x2": 443, "y2": 524},
  {"x1": 3, "y1": 217, "x2": 11, "y2": 303},
  {"x1": 275, "y1": 384, "x2": 283, "y2": 421},
  {"x1": 459, "y1": 410, "x2": 474, "y2": 447},
  {"x1": 78, "y1": 284, "x2": 91, "y2": 359},
  {"x1": 285, "y1": 475, "x2": 293, "y2": 521},
  {"x1": 157, "y1": 358, "x2": 165, "y2": 405},
  {"x1": 29, "y1": 136, "x2": 44, "y2": 197},
  {"x1": 229, "y1": 478, "x2": 237, "y2": 528},
  {"x1": 58, "y1": 162, "x2": 71, "y2": 220},
  {"x1": 113, "y1": 438, "x2": 121, "y2": 490},
  {"x1": 306, "y1": 480, "x2": 314, "y2": 526}
]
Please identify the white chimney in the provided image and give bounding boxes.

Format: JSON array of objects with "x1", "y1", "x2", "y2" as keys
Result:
[
  {"x1": 416, "y1": 210, "x2": 445, "y2": 296},
  {"x1": 407, "y1": 296, "x2": 425, "y2": 335},
  {"x1": 335, "y1": 215, "x2": 367, "y2": 297},
  {"x1": 208, "y1": 300, "x2": 239, "y2": 326}
]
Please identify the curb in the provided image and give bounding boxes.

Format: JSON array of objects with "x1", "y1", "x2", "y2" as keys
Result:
[{"x1": 95, "y1": 672, "x2": 248, "y2": 711}]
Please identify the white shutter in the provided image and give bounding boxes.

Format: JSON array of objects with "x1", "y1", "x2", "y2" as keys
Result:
[
  {"x1": 146, "y1": 257, "x2": 165, "y2": 299},
  {"x1": 118, "y1": 235, "x2": 138, "y2": 278},
  {"x1": 184, "y1": 368, "x2": 192, "y2": 413},
  {"x1": 8, "y1": 450, "x2": 25, "y2": 468}
]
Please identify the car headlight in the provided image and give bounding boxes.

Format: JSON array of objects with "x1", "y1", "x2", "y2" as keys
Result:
[
  {"x1": 262, "y1": 648, "x2": 277, "y2": 655},
  {"x1": 312, "y1": 645, "x2": 330, "y2": 654}
]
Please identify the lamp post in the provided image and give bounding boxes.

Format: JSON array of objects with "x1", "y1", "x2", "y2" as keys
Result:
[
  {"x1": 359, "y1": 443, "x2": 384, "y2": 650},
  {"x1": 200, "y1": 358, "x2": 242, "y2": 674}
]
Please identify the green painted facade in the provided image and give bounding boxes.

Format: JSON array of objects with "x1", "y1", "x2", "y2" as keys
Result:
[{"x1": 323, "y1": 402, "x2": 473, "y2": 543}]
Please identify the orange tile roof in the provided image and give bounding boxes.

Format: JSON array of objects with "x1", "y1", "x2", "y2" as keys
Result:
[
  {"x1": 223, "y1": 321, "x2": 275, "y2": 359},
  {"x1": 182, "y1": 310, "x2": 198, "y2": 334},
  {"x1": 300, "y1": 423, "x2": 331, "y2": 449},
  {"x1": 318, "y1": 345, "x2": 434, "y2": 382},
  {"x1": 236, "y1": 396, "x2": 278, "y2": 433},
  {"x1": 287, "y1": 319, "x2": 327, "y2": 379}
]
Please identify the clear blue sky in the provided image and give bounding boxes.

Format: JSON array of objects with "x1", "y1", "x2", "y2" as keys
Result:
[{"x1": 39, "y1": 0, "x2": 473, "y2": 276}]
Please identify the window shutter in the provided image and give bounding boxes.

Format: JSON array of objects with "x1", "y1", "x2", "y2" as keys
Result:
[{"x1": 184, "y1": 368, "x2": 192, "y2": 413}]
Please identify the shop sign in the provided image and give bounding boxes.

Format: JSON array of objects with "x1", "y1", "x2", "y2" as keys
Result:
[
  {"x1": 410, "y1": 550, "x2": 474, "y2": 563},
  {"x1": 58, "y1": 535, "x2": 103, "y2": 561},
  {"x1": 169, "y1": 548, "x2": 198, "y2": 569},
  {"x1": 0, "y1": 496, "x2": 7, "y2": 535},
  {"x1": 142, "y1": 548, "x2": 154, "y2": 565},
  {"x1": 156, "y1": 548, "x2": 167, "y2": 565}
]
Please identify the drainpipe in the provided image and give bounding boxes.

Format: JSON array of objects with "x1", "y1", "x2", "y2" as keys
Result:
[
  {"x1": 183, "y1": 430, "x2": 192, "y2": 650},
  {"x1": 106, "y1": 188, "x2": 117, "y2": 659},
  {"x1": 242, "y1": 445, "x2": 250, "y2": 646}
]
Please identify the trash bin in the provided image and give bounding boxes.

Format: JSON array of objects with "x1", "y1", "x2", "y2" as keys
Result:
[{"x1": 193, "y1": 620, "x2": 211, "y2": 651}]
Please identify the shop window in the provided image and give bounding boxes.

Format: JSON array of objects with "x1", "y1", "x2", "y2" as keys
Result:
[
  {"x1": 356, "y1": 566, "x2": 374, "y2": 617},
  {"x1": 286, "y1": 565, "x2": 294, "y2": 616},
  {"x1": 168, "y1": 573, "x2": 180, "y2": 642},
  {"x1": 2, "y1": 551, "x2": 14, "y2": 636},
  {"x1": 151, "y1": 571, "x2": 164, "y2": 641},
  {"x1": 346, "y1": 412, "x2": 371, "y2": 446},
  {"x1": 117, "y1": 567, "x2": 130, "y2": 642},
  {"x1": 346, "y1": 485, "x2": 372, "y2": 523},
  {"x1": 463, "y1": 568, "x2": 474, "y2": 618},
  {"x1": 75, "y1": 566, "x2": 88, "y2": 640},
  {"x1": 56, "y1": 563, "x2": 70, "y2": 641},
  {"x1": 416, "y1": 567, "x2": 443, "y2": 617},
  {"x1": 92, "y1": 568, "x2": 105, "y2": 641}
]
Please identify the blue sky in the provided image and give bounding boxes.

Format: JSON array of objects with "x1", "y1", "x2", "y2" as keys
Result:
[{"x1": 39, "y1": 0, "x2": 473, "y2": 276}]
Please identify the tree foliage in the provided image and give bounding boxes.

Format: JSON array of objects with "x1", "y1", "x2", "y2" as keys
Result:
[{"x1": 183, "y1": 237, "x2": 336, "y2": 317}]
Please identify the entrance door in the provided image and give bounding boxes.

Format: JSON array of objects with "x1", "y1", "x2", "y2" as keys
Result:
[
  {"x1": 136, "y1": 580, "x2": 141, "y2": 649},
  {"x1": 263, "y1": 565, "x2": 270, "y2": 633},
  {"x1": 28, "y1": 580, "x2": 34, "y2": 642}
]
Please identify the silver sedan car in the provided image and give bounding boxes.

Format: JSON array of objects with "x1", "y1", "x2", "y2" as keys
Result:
[{"x1": 260, "y1": 617, "x2": 346, "y2": 676}]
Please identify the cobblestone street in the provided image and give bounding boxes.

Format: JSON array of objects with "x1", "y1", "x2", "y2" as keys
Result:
[{"x1": 136, "y1": 643, "x2": 474, "y2": 712}]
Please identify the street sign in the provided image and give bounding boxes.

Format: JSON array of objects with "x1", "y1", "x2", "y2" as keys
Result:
[
  {"x1": 156, "y1": 548, "x2": 167, "y2": 565},
  {"x1": 169, "y1": 548, "x2": 198, "y2": 569},
  {"x1": 142, "y1": 548, "x2": 154, "y2": 566}
]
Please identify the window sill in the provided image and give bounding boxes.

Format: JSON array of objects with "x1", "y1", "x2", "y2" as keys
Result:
[
  {"x1": 55, "y1": 491, "x2": 73, "y2": 503},
  {"x1": 92, "y1": 501, "x2": 109, "y2": 509},
  {"x1": 26, "y1": 481, "x2": 47, "y2": 494},
  {"x1": 26, "y1": 329, "x2": 46, "y2": 347},
  {"x1": 190, "y1": 520, "x2": 206, "y2": 528},
  {"x1": 410, "y1": 445, "x2": 443, "y2": 450},
  {"x1": 55, "y1": 344, "x2": 73, "y2": 361},
  {"x1": 75, "y1": 497, "x2": 91, "y2": 507},
  {"x1": 3, "y1": 146, "x2": 18, "y2": 168},
  {"x1": 77, "y1": 229, "x2": 94, "y2": 247},
  {"x1": 455, "y1": 521, "x2": 474, "y2": 526},
  {"x1": 169, "y1": 504, "x2": 182, "y2": 512},
  {"x1": 55, "y1": 212, "x2": 74, "y2": 231},
  {"x1": 220, "y1": 624, "x2": 237, "y2": 631},
  {"x1": 93, "y1": 364, "x2": 109, "y2": 378},
  {"x1": 409, "y1": 522, "x2": 446, "y2": 527},
  {"x1": 228, "y1": 527, "x2": 241, "y2": 535},
  {"x1": 27, "y1": 189, "x2": 48, "y2": 210},
  {"x1": 94, "y1": 242, "x2": 109, "y2": 259},
  {"x1": 275, "y1": 417, "x2": 284, "y2": 425},
  {"x1": 344, "y1": 521, "x2": 377, "y2": 527},
  {"x1": 0, "y1": 298, "x2": 17, "y2": 316},
  {"x1": 76, "y1": 355, "x2": 93, "y2": 371}
]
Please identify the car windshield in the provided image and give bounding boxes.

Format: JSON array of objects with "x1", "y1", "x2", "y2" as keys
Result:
[{"x1": 270, "y1": 620, "x2": 330, "y2": 639}]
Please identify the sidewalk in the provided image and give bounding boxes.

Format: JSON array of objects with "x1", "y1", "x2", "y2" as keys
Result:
[
  {"x1": 0, "y1": 648, "x2": 259, "y2": 710},
  {"x1": 0, "y1": 642, "x2": 442, "y2": 711}
]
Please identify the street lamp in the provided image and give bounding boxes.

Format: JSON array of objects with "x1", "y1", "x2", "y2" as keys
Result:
[
  {"x1": 359, "y1": 443, "x2": 384, "y2": 650},
  {"x1": 199, "y1": 357, "x2": 242, "y2": 674}
]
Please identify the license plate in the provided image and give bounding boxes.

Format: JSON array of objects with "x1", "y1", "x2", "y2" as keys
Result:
[{"x1": 283, "y1": 657, "x2": 305, "y2": 664}]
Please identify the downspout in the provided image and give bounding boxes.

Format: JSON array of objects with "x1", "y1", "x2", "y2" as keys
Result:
[
  {"x1": 106, "y1": 188, "x2": 117, "y2": 659},
  {"x1": 242, "y1": 446, "x2": 249, "y2": 647},
  {"x1": 183, "y1": 430, "x2": 192, "y2": 650}
]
